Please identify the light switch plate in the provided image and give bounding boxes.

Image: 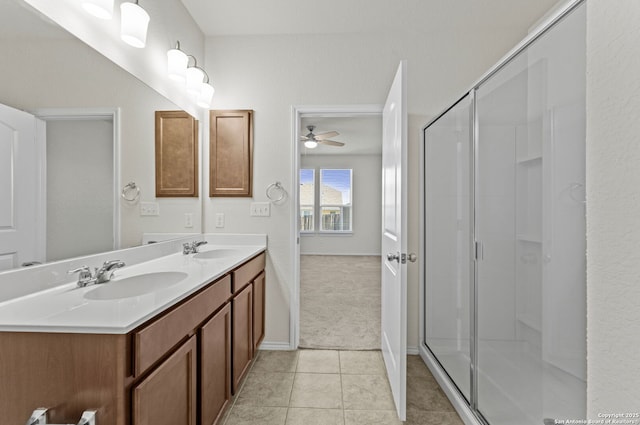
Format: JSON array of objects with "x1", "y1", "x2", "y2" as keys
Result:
[
  {"x1": 140, "y1": 202, "x2": 159, "y2": 216},
  {"x1": 250, "y1": 202, "x2": 270, "y2": 217},
  {"x1": 184, "y1": 213, "x2": 194, "y2": 228},
  {"x1": 215, "y1": 213, "x2": 225, "y2": 228}
]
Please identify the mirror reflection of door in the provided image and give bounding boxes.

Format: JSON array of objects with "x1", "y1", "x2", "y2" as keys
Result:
[{"x1": 45, "y1": 118, "x2": 114, "y2": 262}]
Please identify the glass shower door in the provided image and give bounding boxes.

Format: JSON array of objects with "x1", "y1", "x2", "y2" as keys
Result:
[
  {"x1": 475, "y1": 3, "x2": 586, "y2": 424},
  {"x1": 424, "y1": 95, "x2": 473, "y2": 402}
]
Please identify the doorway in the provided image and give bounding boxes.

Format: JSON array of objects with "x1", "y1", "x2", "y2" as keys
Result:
[{"x1": 291, "y1": 106, "x2": 383, "y2": 350}]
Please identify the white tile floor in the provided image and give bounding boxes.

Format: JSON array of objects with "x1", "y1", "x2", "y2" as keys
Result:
[{"x1": 221, "y1": 349, "x2": 464, "y2": 425}]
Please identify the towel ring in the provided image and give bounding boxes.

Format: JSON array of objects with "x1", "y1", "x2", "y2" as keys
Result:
[
  {"x1": 121, "y1": 182, "x2": 140, "y2": 202},
  {"x1": 266, "y1": 182, "x2": 286, "y2": 202}
]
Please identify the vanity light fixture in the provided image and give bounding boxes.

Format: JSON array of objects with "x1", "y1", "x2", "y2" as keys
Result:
[
  {"x1": 120, "y1": 0, "x2": 150, "y2": 48},
  {"x1": 167, "y1": 41, "x2": 188, "y2": 83},
  {"x1": 197, "y1": 77, "x2": 215, "y2": 109},
  {"x1": 304, "y1": 140, "x2": 318, "y2": 149},
  {"x1": 186, "y1": 57, "x2": 205, "y2": 96},
  {"x1": 82, "y1": 0, "x2": 114, "y2": 20}
]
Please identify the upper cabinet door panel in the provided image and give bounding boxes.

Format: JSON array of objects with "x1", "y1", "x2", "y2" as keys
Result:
[
  {"x1": 155, "y1": 111, "x2": 199, "y2": 197},
  {"x1": 209, "y1": 110, "x2": 253, "y2": 197}
]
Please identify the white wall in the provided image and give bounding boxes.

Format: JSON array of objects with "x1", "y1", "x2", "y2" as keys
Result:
[
  {"x1": 300, "y1": 154, "x2": 382, "y2": 255},
  {"x1": 202, "y1": 0, "x2": 560, "y2": 348},
  {"x1": 0, "y1": 37, "x2": 202, "y2": 248},
  {"x1": 586, "y1": 0, "x2": 640, "y2": 414}
]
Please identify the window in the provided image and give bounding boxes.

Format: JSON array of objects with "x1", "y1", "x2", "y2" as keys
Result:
[
  {"x1": 299, "y1": 168, "x2": 352, "y2": 233},
  {"x1": 299, "y1": 169, "x2": 314, "y2": 231}
]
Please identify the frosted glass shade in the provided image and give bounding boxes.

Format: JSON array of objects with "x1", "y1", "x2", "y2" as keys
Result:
[
  {"x1": 167, "y1": 48, "x2": 188, "y2": 82},
  {"x1": 186, "y1": 67, "x2": 205, "y2": 95},
  {"x1": 197, "y1": 83, "x2": 215, "y2": 108},
  {"x1": 304, "y1": 140, "x2": 318, "y2": 149},
  {"x1": 120, "y1": 2, "x2": 150, "y2": 48},
  {"x1": 82, "y1": 0, "x2": 114, "y2": 19}
]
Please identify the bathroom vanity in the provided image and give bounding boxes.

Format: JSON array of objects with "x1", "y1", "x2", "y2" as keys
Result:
[{"x1": 0, "y1": 237, "x2": 266, "y2": 425}]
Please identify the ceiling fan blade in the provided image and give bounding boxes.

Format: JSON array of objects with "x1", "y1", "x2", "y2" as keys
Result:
[
  {"x1": 319, "y1": 139, "x2": 345, "y2": 147},
  {"x1": 314, "y1": 131, "x2": 339, "y2": 140},
  {"x1": 300, "y1": 136, "x2": 310, "y2": 141}
]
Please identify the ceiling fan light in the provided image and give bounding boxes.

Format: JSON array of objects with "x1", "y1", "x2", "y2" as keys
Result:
[
  {"x1": 304, "y1": 140, "x2": 318, "y2": 149},
  {"x1": 186, "y1": 66, "x2": 205, "y2": 95},
  {"x1": 120, "y1": 1, "x2": 150, "y2": 48},
  {"x1": 82, "y1": 0, "x2": 114, "y2": 19},
  {"x1": 197, "y1": 83, "x2": 215, "y2": 108},
  {"x1": 167, "y1": 47, "x2": 188, "y2": 83}
]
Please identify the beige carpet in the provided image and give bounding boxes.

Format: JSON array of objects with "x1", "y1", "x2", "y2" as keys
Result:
[{"x1": 299, "y1": 255, "x2": 381, "y2": 350}]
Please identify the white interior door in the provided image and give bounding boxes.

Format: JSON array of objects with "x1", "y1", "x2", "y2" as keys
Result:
[
  {"x1": 0, "y1": 103, "x2": 44, "y2": 271},
  {"x1": 381, "y1": 60, "x2": 408, "y2": 421}
]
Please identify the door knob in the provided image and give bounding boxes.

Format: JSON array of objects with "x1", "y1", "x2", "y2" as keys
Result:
[{"x1": 387, "y1": 252, "x2": 400, "y2": 263}]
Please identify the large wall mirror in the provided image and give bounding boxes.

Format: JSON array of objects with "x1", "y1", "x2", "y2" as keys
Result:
[{"x1": 0, "y1": 0, "x2": 202, "y2": 272}]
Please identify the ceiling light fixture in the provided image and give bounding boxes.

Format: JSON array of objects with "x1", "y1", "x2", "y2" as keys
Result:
[
  {"x1": 82, "y1": 0, "x2": 114, "y2": 20},
  {"x1": 167, "y1": 41, "x2": 188, "y2": 83},
  {"x1": 304, "y1": 140, "x2": 318, "y2": 149},
  {"x1": 120, "y1": 0, "x2": 150, "y2": 48}
]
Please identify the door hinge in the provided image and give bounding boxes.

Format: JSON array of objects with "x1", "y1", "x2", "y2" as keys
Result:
[{"x1": 474, "y1": 241, "x2": 483, "y2": 261}]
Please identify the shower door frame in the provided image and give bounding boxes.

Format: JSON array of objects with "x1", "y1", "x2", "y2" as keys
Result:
[{"x1": 418, "y1": 1, "x2": 585, "y2": 424}]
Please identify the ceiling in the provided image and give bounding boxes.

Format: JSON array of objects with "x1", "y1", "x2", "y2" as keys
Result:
[
  {"x1": 180, "y1": 0, "x2": 561, "y2": 37},
  {"x1": 300, "y1": 115, "x2": 381, "y2": 156}
]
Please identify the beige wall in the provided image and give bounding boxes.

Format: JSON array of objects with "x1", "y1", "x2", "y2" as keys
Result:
[{"x1": 586, "y1": 0, "x2": 640, "y2": 414}]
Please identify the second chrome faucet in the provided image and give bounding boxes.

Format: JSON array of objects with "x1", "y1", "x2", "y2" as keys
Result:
[{"x1": 68, "y1": 260, "x2": 126, "y2": 287}]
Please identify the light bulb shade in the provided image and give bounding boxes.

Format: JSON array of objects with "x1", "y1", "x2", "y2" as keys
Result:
[
  {"x1": 197, "y1": 83, "x2": 215, "y2": 108},
  {"x1": 304, "y1": 140, "x2": 318, "y2": 149},
  {"x1": 186, "y1": 67, "x2": 205, "y2": 95},
  {"x1": 167, "y1": 48, "x2": 188, "y2": 82},
  {"x1": 82, "y1": 0, "x2": 114, "y2": 19},
  {"x1": 120, "y1": 2, "x2": 150, "y2": 48}
]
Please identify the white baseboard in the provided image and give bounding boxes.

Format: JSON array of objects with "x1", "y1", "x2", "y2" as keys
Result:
[
  {"x1": 258, "y1": 341, "x2": 294, "y2": 351},
  {"x1": 407, "y1": 346, "x2": 419, "y2": 355}
]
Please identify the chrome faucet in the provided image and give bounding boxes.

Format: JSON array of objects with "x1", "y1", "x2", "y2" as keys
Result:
[
  {"x1": 68, "y1": 260, "x2": 125, "y2": 287},
  {"x1": 183, "y1": 240, "x2": 208, "y2": 255},
  {"x1": 95, "y1": 260, "x2": 126, "y2": 283}
]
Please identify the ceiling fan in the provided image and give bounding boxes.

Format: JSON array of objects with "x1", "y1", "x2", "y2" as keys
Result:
[{"x1": 300, "y1": 125, "x2": 344, "y2": 148}]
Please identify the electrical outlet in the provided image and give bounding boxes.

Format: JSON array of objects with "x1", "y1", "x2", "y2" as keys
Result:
[
  {"x1": 184, "y1": 213, "x2": 194, "y2": 228},
  {"x1": 215, "y1": 213, "x2": 225, "y2": 228},
  {"x1": 140, "y1": 202, "x2": 159, "y2": 216},
  {"x1": 250, "y1": 202, "x2": 270, "y2": 217}
]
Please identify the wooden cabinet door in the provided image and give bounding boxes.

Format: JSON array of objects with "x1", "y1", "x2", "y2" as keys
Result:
[
  {"x1": 253, "y1": 271, "x2": 265, "y2": 352},
  {"x1": 133, "y1": 336, "x2": 197, "y2": 425},
  {"x1": 232, "y1": 284, "x2": 253, "y2": 393},
  {"x1": 209, "y1": 110, "x2": 253, "y2": 197},
  {"x1": 200, "y1": 303, "x2": 231, "y2": 425}
]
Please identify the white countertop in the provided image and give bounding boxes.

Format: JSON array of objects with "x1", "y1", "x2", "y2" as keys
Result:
[{"x1": 0, "y1": 243, "x2": 265, "y2": 334}]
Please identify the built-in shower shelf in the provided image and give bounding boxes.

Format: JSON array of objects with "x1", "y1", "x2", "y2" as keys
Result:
[
  {"x1": 517, "y1": 314, "x2": 541, "y2": 332},
  {"x1": 516, "y1": 154, "x2": 542, "y2": 165},
  {"x1": 516, "y1": 234, "x2": 542, "y2": 243}
]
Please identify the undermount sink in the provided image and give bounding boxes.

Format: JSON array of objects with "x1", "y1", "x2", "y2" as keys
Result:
[
  {"x1": 84, "y1": 271, "x2": 188, "y2": 300},
  {"x1": 193, "y1": 249, "x2": 240, "y2": 260}
]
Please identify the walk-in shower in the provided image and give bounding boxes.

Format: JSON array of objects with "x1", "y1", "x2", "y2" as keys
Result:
[{"x1": 421, "y1": 1, "x2": 586, "y2": 424}]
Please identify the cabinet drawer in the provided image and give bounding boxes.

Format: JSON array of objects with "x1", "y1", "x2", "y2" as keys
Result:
[
  {"x1": 232, "y1": 252, "x2": 265, "y2": 293},
  {"x1": 134, "y1": 275, "x2": 231, "y2": 376}
]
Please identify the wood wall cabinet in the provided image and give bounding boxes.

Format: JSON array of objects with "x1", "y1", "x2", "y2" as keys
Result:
[
  {"x1": 209, "y1": 110, "x2": 253, "y2": 197},
  {"x1": 0, "y1": 252, "x2": 266, "y2": 425},
  {"x1": 155, "y1": 110, "x2": 199, "y2": 197}
]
